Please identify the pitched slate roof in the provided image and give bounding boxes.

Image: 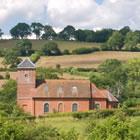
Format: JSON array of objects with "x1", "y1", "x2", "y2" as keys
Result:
[
  {"x1": 92, "y1": 84, "x2": 118, "y2": 102},
  {"x1": 17, "y1": 58, "x2": 35, "y2": 69},
  {"x1": 35, "y1": 79, "x2": 91, "y2": 98}
]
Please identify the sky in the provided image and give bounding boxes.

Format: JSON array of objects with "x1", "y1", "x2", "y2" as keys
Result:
[{"x1": 0, "y1": 0, "x2": 140, "y2": 37}]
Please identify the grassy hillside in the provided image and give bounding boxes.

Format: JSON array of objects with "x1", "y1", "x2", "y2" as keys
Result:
[
  {"x1": 0, "y1": 40, "x2": 100, "y2": 52},
  {"x1": 37, "y1": 51, "x2": 140, "y2": 68}
]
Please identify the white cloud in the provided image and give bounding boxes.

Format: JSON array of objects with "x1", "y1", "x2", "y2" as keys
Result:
[{"x1": 0, "y1": 0, "x2": 140, "y2": 35}]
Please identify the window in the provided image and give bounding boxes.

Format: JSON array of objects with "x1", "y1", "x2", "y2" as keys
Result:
[
  {"x1": 57, "y1": 86, "x2": 64, "y2": 97},
  {"x1": 72, "y1": 103, "x2": 78, "y2": 112},
  {"x1": 44, "y1": 103, "x2": 49, "y2": 113},
  {"x1": 58, "y1": 103, "x2": 63, "y2": 112},
  {"x1": 72, "y1": 86, "x2": 78, "y2": 96}
]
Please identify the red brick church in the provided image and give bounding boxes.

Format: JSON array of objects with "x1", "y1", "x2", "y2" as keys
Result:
[{"x1": 17, "y1": 59, "x2": 118, "y2": 116}]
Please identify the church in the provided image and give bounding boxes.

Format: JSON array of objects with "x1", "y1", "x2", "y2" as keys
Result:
[{"x1": 17, "y1": 59, "x2": 118, "y2": 116}]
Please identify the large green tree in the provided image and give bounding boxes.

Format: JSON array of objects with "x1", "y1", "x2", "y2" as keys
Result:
[
  {"x1": 119, "y1": 26, "x2": 131, "y2": 36},
  {"x1": 124, "y1": 31, "x2": 140, "y2": 51},
  {"x1": 41, "y1": 25, "x2": 56, "y2": 40},
  {"x1": 106, "y1": 31, "x2": 124, "y2": 50},
  {"x1": 31, "y1": 22, "x2": 44, "y2": 39},
  {"x1": 59, "y1": 25, "x2": 75, "y2": 40},
  {"x1": 10, "y1": 23, "x2": 31, "y2": 39}
]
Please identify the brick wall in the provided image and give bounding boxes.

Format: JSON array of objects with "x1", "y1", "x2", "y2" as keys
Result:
[{"x1": 33, "y1": 98, "x2": 90, "y2": 116}]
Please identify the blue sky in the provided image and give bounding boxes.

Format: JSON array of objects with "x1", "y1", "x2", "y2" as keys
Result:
[
  {"x1": 96, "y1": 0, "x2": 104, "y2": 4},
  {"x1": 0, "y1": 0, "x2": 140, "y2": 37}
]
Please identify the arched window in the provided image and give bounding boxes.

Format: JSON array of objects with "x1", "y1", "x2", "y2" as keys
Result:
[
  {"x1": 72, "y1": 103, "x2": 78, "y2": 112},
  {"x1": 44, "y1": 103, "x2": 49, "y2": 113},
  {"x1": 58, "y1": 103, "x2": 63, "y2": 112}
]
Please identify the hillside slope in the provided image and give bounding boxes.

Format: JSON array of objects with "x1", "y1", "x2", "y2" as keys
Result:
[
  {"x1": 0, "y1": 40, "x2": 100, "y2": 52},
  {"x1": 37, "y1": 51, "x2": 140, "y2": 68}
]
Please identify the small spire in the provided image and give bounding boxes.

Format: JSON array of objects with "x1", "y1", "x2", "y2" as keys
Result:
[{"x1": 17, "y1": 58, "x2": 35, "y2": 69}]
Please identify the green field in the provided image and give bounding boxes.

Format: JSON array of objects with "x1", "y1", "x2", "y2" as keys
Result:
[{"x1": 0, "y1": 40, "x2": 100, "y2": 52}]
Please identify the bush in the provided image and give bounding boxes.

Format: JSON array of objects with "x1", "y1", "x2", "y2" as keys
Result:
[
  {"x1": 72, "y1": 47, "x2": 99, "y2": 54},
  {"x1": 42, "y1": 42, "x2": 62, "y2": 56},
  {"x1": 5, "y1": 72, "x2": 10, "y2": 79},
  {"x1": 63, "y1": 49, "x2": 70, "y2": 55},
  {"x1": 0, "y1": 75, "x2": 4, "y2": 79},
  {"x1": 87, "y1": 112, "x2": 140, "y2": 140},
  {"x1": 93, "y1": 109, "x2": 115, "y2": 118},
  {"x1": 30, "y1": 52, "x2": 41, "y2": 63},
  {"x1": 72, "y1": 111, "x2": 93, "y2": 119}
]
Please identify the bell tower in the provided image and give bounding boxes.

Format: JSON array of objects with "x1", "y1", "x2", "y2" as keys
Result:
[{"x1": 17, "y1": 58, "x2": 36, "y2": 98}]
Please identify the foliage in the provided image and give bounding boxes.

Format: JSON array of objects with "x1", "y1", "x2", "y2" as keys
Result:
[
  {"x1": 42, "y1": 25, "x2": 56, "y2": 40},
  {"x1": 0, "y1": 28, "x2": 4, "y2": 38},
  {"x1": 3, "y1": 49, "x2": 21, "y2": 68},
  {"x1": 106, "y1": 31, "x2": 124, "y2": 50},
  {"x1": 58, "y1": 25, "x2": 75, "y2": 40},
  {"x1": 16, "y1": 39, "x2": 33, "y2": 56},
  {"x1": 87, "y1": 112, "x2": 139, "y2": 140},
  {"x1": 10, "y1": 23, "x2": 31, "y2": 39},
  {"x1": 124, "y1": 31, "x2": 140, "y2": 51},
  {"x1": 36, "y1": 67, "x2": 59, "y2": 83},
  {"x1": 42, "y1": 42, "x2": 61, "y2": 56},
  {"x1": 63, "y1": 49, "x2": 70, "y2": 55},
  {"x1": 72, "y1": 47, "x2": 99, "y2": 54},
  {"x1": 31, "y1": 22, "x2": 44, "y2": 39},
  {"x1": 30, "y1": 52, "x2": 41, "y2": 63},
  {"x1": 0, "y1": 80, "x2": 26, "y2": 117}
]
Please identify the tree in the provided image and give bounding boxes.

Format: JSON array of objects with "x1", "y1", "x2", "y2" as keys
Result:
[
  {"x1": 93, "y1": 29, "x2": 113, "y2": 43},
  {"x1": 75, "y1": 29, "x2": 86, "y2": 41},
  {"x1": 90, "y1": 59, "x2": 127, "y2": 100},
  {"x1": 0, "y1": 28, "x2": 3, "y2": 39},
  {"x1": 10, "y1": 23, "x2": 31, "y2": 39},
  {"x1": 3, "y1": 50, "x2": 21, "y2": 68},
  {"x1": 16, "y1": 39, "x2": 32, "y2": 56},
  {"x1": 41, "y1": 25, "x2": 56, "y2": 40},
  {"x1": 119, "y1": 26, "x2": 131, "y2": 36},
  {"x1": 42, "y1": 42, "x2": 61, "y2": 56},
  {"x1": 106, "y1": 31, "x2": 124, "y2": 50},
  {"x1": 59, "y1": 25, "x2": 75, "y2": 40},
  {"x1": 124, "y1": 31, "x2": 140, "y2": 51},
  {"x1": 31, "y1": 22, "x2": 44, "y2": 39}
]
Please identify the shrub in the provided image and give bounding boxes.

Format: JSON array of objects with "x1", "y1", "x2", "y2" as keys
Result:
[
  {"x1": 42, "y1": 42, "x2": 61, "y2": 56},
  {"x1": 63, "y1": 49, "x2": 70, "y2": 55},
  {"x1": 30, "y1": 52, "x2": 41, "y2": 63},
  {"x1": 61, "y1": 128, "x2": 79, "y2": 140},
  {"x1": 87, "y1": 112, "x2": 139, "y2": 140},
  {"x1": 5, "y1": 72, "x2": 10, "y2": 79},
  {"x1": 72, "y1": 111, "x2": 93, "y2": 119},
  {"x1": 0, "y1": 75, "x2": 4, "y2": 79},
  {"x1": 93, "y1": 109, "x2": 115, "y2": 118},
  {"x1": 72, "y1": 47, "x2": 99, "y2": 54}
]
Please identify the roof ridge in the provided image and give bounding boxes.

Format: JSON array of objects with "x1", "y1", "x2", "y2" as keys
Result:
[{"x1": 17, "y1": 58, "x2": 35, "y2": 69}]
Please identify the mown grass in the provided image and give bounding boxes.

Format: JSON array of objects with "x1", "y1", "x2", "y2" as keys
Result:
[
  {"x1": 37, "y1": 51, "x2": 140, "y2": 68},
  {"x1": 0, "y1": 40, "x2": 100, "y2": 52}
]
